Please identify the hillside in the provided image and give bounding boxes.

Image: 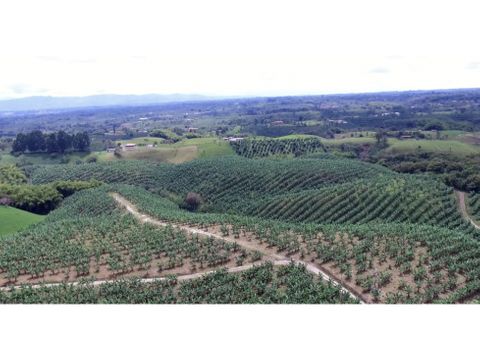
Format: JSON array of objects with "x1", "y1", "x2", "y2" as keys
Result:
[{"x1": 13, "y1": 155, "x2": 480, "y2": 303}]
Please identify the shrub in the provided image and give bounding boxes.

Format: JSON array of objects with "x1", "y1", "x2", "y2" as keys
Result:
[{"x1": 182, "y1": 192, "x2": 203, "y2": 212}]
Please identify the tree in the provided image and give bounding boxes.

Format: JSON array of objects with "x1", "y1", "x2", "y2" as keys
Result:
[
  {"x1": 56, "y1": 131, "x2": 72, "y2": 153},
  {"x1": 72, "y1": 132, "x2": 90, "y2": 152},
  {"x1": 12, "y1": 133, "x2": 28, "y2": 153},
  {"x1": 25, "y1": 130, "x2": 46, "y2": 152},
  {"x1": 45, "y1": 133, "x2": 58, "y2": 153},
  {"x1": 183, "y1": 192, "x2": 203, "y2": 212}
]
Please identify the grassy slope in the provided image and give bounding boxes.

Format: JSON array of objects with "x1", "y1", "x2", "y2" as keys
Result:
[
  {"x1": 386, "y1": 138, "x2": 480, "y2": 155},
  {"x1": 108, "y1": 137, "x2": 234, "y2": 163},
  {"x1": 0, "y1": 206, "x2": 44, "y2": 236},
  {"x1": 321, "y1": 137, "x2": 376, "y2": 144}
]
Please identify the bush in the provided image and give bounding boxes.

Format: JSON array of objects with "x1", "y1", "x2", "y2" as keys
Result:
[
  {"x1": 0, "y1": 165, "x2": 27, "y2": 185},
  {"x1": 86, "y1": 155, "x2": 98, "y2": 163},
  {"x1": 182, "y1": 192, "x2": 203, "y2": 212}
]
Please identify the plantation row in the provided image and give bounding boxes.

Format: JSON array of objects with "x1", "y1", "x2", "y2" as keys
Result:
[
  {"x1": 248, "y1": 176, "x2": 469, "y2": 230},
  {"x1": 230, "y1": 138, "x2": 326, "y2": 158},
  {"x1": 0, "y1": 262, "x2": 358, "y2": 304},
  {"x1": 29, "y1": 161, "x2": 167, "y2": 190},
  {"x1": 468, "y1": 192, "x2": 480, "y2": 222}
]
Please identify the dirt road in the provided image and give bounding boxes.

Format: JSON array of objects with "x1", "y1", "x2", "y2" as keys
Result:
[
  {"x1": 111, "y1": 193, "x2": 364, "y2": 303},
  {"x1": 456, "y1": 190, "x2": 480, "y2": 230}
]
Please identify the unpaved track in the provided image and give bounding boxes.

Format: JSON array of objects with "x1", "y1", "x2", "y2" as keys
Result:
[
  {"x1": 0, "y1": 261, "x2": 288, "y2": 292},
  {"x1": 112, "y1": 193, "x2": 364, "y2": 303},
  {"x1": 456, "y1": 190, "x2": 480, "y2": 230}
]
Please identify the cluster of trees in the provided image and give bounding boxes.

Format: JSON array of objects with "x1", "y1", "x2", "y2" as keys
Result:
[
  {"x1": 376, "y1": 153, "x2": 480, "y2": 192},
  {"x1": 0, "y1": 164, "x2": 102, "y2": 213},
  {"x1": 12, "y1": 131, "x2": 90, "y2": 154}
]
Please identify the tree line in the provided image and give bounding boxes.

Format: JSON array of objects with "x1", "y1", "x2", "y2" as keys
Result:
[{"x1": 12, "y1": 131, "x2": 90, "y2": 154}]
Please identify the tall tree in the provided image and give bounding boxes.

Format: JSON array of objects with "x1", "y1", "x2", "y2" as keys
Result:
[
  {"x1": 72, "y1": 132, "x2": 90, "y2": 152},
  {"x1": 56, "y1": 131, "x2": 72, "y2": 153},
  {"x1": 25, "y1": 131, "x2": 46, "y2": 152},
  {"x1": 45, "y1": 133, "x2": 58, "y2": 153},
  {"x1": 12, "y1": 133, "x2": 27, "y2": 153}
]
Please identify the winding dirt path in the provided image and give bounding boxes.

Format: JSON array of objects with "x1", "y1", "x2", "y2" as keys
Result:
[
  {"x1": 456, "y1": 190, "x2": 480, "y2": 230},
  {"x1": 0, "y1": 260, "x2": 290, "y2": 292},
  {"x1": 111, "y1": 193, "x2": 364, "y2": 303}
]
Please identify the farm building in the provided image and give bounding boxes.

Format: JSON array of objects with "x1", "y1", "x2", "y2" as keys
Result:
[
  {"x1": 124, "y1": 143, "x2": 137, "y2": 150},
  {"x1": 224, "y1": 137, "x2": 244, "y2": 142}
]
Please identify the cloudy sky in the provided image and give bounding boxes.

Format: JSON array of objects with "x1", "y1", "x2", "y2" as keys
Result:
[{"x1": 0, "y1": 0, "x2": 479, "y2": 99}]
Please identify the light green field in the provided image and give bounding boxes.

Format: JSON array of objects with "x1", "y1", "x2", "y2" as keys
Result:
[
  {"x1": 277, "y1": 134, "x2": 320, "y2": 140},
  {"x1": 386, "y1": 139, "x2": 480, "y2": 155},
  {"x1": 321, "y1": 137, "x2": 376, "y2": 145},
  {"x1": 102, "y1": 137, "x2": 234, "y2": 164},
  {"x1": 0, "y1": 206, "x2": 44, "y2": 236}
]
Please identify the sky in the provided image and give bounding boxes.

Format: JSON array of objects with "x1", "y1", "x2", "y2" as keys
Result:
[{"x1": 0, "y1": 0, "x2": 479, "y2": 99}]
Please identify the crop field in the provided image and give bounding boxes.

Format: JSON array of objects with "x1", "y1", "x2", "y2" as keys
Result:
[
  {"x1": 107, "y1": 185, "x2": 478, "y2": 303},
  {"x1": 0, "y1": 262, "x2": 357, "y2": 304},
  {"x1": 0, "y1": 188, "x2": 261, "y2": 287},
  {"x1": 0, "y1": 206, "x2": 44, "y2": 236},
  {"x1": 22, "y1": 154, "x2": 480, "y2": 303},
  {"x1": 231, "y1": 138, "x2": 325, "y2": 158},
  {"x1": 385, "y1": 139, "x2": 480, "y2": 156}
]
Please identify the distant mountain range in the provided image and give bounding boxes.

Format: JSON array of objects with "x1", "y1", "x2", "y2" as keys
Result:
[{"x1": 0, "y1": 94, "x2": 222, "y2": 112}]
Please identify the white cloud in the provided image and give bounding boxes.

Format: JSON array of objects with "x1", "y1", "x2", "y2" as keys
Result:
[{"x1": 0, "y1": 0, "x2": 479, "y2": 99}]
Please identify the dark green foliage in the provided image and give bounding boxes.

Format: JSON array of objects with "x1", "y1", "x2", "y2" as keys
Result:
[
  {"x1": 72, "y1": 132, "x2": 90, "y2": 152},
  {"x1": 11, "y1": 131, "x2": 90, "y2": 155},
  {"x1": 231, "y1": 138, "x2": 325, "y2": 158},
  {"x1": 0, "y1": 183, "x2": 62, "y2": 214},
  {"x1": 51, "y1": 179, "x2": 103, "y2": 197}
]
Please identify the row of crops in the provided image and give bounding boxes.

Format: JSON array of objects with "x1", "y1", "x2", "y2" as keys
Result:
[
  {"x1": 468, "y1": 192, "x2": 480, "y2": 222},
  {"x1": 230, "y1": 138, "x2": 326, "y2": 158},
  {"x1": 0, "y1": 262, "x2": 358, "y2": 304},
  {"x1": 248, "y1": 176, "x2": 469, "y2": 230}
]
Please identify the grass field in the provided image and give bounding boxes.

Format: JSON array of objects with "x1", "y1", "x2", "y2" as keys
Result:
[
  {"x1": 105, "y1": 137, "x2": 234, "y2": 163},
  {"x1": 321, "y1": 137, "x2": 376, "y2": 145},
  {"x1": 0, "y1": 206, "x2": 44, "y2": 236},
  {"x1": 276, "y1": 134, "x2": 320, "y2": 140},
  {"x1": 385, "y1": 139, "x2": 480, "y2": 155}
]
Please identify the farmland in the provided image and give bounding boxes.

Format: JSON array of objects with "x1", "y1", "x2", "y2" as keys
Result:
[
  {"x1": 2, "y1": 153, "x2": 476, "y2": 303},
  {"x1": 3, "y1": 89, "x2": 480, "y2": 304}
]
